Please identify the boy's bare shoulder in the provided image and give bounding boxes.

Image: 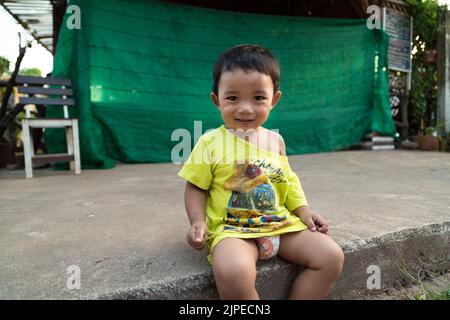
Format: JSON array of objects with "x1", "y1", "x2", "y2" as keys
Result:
[
  {"x1": 276, "y1": 131, "x2": 287, "y2": 156},
  {"x1": 262, "y1": 127, "x2": 286, "y2": 156}
]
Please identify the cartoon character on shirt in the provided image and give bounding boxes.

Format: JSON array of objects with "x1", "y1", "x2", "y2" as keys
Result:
[{"x1": 223, "y1": 160, "x2": 287, "y2": 231}]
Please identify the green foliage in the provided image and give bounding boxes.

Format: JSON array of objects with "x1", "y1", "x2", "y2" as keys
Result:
[
  {"x1": 400, "y1": 267, "x2": 450, "y2": 300},
  {"x1": 405, "y1": 0, "x2": 441, "y2": 49},
  {"x1": 404, "y1": 0, "x2": 443, "y2": 133},
  {"x1": 19, "y1": 68, "x2": 42, "y2": 77},
  {"x1": 424, "y1": 121, "x2": 446, "y2": 135},
  {"x1": 1, "y1": 65, "x2": 42, "y2": 147},
  {"x1": 0, "y1": 56, "x2": 11, "y2": 116},
  {"x1": 0, "y1": 56, "x2": 10, "y2": 76}
]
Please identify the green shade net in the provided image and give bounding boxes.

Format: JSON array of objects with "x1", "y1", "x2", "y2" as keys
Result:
[{"x1": 46, "y1": 0, "x2": 395, "y2": 169}]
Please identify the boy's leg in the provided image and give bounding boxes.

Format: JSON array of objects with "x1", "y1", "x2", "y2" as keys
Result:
[
  {"x1": 278, "y1": 230, "x2": 344, "y2": 300},
  {"x1": 212, "y1": 237, "x2": 259, "y2": 300}
]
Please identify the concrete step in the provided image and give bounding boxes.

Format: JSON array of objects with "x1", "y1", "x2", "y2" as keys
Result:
[
  {"x1": 1, "y1": 150, "x2": 449, "y2": 299},
  {"x1": 84, "y1": 222, "x2": 449, "y2": 300}
]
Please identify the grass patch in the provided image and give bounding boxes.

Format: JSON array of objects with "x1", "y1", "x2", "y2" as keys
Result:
[{"x1": 400, "y1": 268, "x2": 450, "y2": 300}]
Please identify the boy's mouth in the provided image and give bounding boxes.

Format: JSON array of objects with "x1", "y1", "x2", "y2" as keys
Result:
[{"x1": 235, "y1": 119, "x2": 255, "y2": 123}]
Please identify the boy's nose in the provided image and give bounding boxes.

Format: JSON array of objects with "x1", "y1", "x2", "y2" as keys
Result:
[{"x1": 237, "y1": 103, "x2": 253, "y2": 114}]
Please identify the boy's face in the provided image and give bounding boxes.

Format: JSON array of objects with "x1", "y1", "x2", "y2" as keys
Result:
[{"x1": 211, "y1": 68, "x2": 281, "y2": 131}]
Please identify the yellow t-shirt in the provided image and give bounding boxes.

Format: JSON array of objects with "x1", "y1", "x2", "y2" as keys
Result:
[{"x1": 177, "y1": 124, "x2": 309, "y2": 264}]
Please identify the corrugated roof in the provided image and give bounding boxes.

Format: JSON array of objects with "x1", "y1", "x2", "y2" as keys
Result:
[
  {"x1": 0, "y1": 0, "x2": 409, "y2": 55},
  {"x1": 0, "y1": 0, "x2": 66, "y2": 54}
]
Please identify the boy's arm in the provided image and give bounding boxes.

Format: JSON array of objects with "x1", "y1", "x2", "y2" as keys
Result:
[
  {"x1": 292, "y1": 206, "x2": 328, "y2": 234},
  {"x1": 185, "y1": 181, "x2": 207, "y2": 224},
  {"x1": 185, "y1": 181, "x2": 208, "y2": 250}
]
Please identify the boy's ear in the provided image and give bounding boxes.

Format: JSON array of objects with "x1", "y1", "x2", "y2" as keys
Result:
[
  {"x1": 210, "y1": 92, "x2": 220, "y2": 108},
  {"x1": 271, "y1": 90, "x2": 282, "y2": 109}
]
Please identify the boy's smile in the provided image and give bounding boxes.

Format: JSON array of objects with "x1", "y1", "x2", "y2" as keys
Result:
[{"x1": 211, "y1": 68, "x2": 281, "y2": 132}]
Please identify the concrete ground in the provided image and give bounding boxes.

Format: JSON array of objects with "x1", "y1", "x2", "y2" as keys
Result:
[{"x1": 0, "y1": 150, "x2": 449, "y2": 299}]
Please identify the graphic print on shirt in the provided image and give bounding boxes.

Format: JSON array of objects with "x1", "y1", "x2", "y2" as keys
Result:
[{"x1": 223, "y1": 159, "x2": 292, "y2": 233}]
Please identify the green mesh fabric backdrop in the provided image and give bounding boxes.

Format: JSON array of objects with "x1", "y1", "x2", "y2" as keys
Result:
[{"x1": 46, "y1": 0, "x2": 395, "y2": 169}]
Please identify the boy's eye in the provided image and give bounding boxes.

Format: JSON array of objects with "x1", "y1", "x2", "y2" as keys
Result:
[
  {"x1": 226, "y1": 96, "x2": 237, "y2": 101},
  {"x1": 255, "y1": 96, "x2": 267, "y2": 101}
]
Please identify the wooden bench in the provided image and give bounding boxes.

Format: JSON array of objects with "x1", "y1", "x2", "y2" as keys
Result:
[{"x1": 17, "y1": 76, "x2": 81, "y2": 178}]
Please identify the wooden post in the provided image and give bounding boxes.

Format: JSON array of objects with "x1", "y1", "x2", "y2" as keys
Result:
[
  {"x1": 53, "y1": 0, "x2": 68, "y2": 55},
  {"x1": 437, "y1": 9, "x2": 450, "y2": 133}
]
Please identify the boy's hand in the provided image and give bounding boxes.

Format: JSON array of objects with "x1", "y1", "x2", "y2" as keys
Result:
[
  {"x1": 295, "y1": 206, "x2": 329, "y2": 234},
  {"x1": 187, "y1": 221, "x2": 208, "y2": 250}
]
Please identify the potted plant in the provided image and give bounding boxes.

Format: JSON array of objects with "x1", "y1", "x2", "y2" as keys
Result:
[
  {"x1": 417, "y1": 122, "x2": 447, "y2": 151},
  {"x1": 424, "y1": 49, "x2": 437, "y2": 63}
]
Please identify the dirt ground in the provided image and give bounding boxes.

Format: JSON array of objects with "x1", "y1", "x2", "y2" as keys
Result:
[{"x1": 369, "y1": 272, "x2": 450, "y2": 300}]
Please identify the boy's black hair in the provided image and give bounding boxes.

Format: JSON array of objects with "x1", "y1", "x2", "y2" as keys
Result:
[{"x1": 212, "y1": 44, "x2": 280, "y2": 95}]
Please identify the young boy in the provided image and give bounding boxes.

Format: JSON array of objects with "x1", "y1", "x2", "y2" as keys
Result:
[{"x1": 177, "y1": 44, "x2": 344, "y2": 300}]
